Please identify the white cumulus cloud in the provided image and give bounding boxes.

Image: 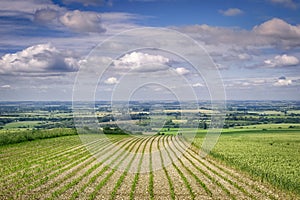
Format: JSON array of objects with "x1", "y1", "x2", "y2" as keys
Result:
[
  {"x1": 253, "y1": 18, "x2": 300, "y2": 40},
  {"x1": 264, "y1": 54, "x2": 299, "y2": 67},
  {"x1": 177, "y1": 17, "x2": 300, "y2": 49},
  {"x1": 59, "y1": 10, "x2": 106, "y2": 33},
  {"x1": 175, "y1": 67, "x2": 189, "y2": 75},
  {"x1": 0, "y1": 43, "x2": 78, "y2": 75},
  {"x1": 274, "y1": 77, "x2": 292, "y2": 86},
  {"x1": 104, "y1": 77, "x2": 118, "y2": 85},
  {"x1": 113, "y1": 52, "x2": 170, "y2": 72}
]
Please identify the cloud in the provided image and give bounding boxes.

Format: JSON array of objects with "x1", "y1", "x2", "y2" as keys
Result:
[
  {"x1": 59, "y1": 10, "x2": 106, "y2": 33},
  {"x1": 1, "y1": 85, "x2": 11, "y2": 88},
  {"x1": 101, "y1": 12, "x2": 141, "y2": 23},
  {"x1": 238, "y1": 53, "x2": 252, "y2": 60},
  {"x1": 215, "y1": 63, "x2": 229, "y2": 70},
  {"x1": 192, "y1": 83, "x2": 204, "y2": 87},
  {"x1": 104, "y1": 77, "x2": 118, "y2": 85},
  {"x1": 113, "y1": 52, "x2": 170, "y2": 72},
  {"x1": 268, "y1": 0, "x2": 297, "y2": 9},
  {"x1": 175, "y1": 24, "x2": 255, "y2": 47},
  {"x1": 0, "y1": 43, "x2": 78, "y2": 75},
  {"x1": 129, "y1": 0, "x2": 162, "y2": 1},
  {"x1": 0, "y1": 0, "x2": 61, "y2": 17},
  {"x1": 264, "y1": 54, "x2": 299, "y2": 67},
  {"x1": 253, "y1": 18, "x2": 300, "y2": 40},
  {"x1": 33, "y1": 8, "x2": 59, "y2": 23},
  {"x1": 100, "y1": 12, "x2": 144, "y2": 33},
  {"x1": 224, "y1": 78, "x2": 271, "y2": 89},
  {"x1": 175, "y1": 67, "x2": 189, "y2": 75},
  {"x1": 219, "y1": 8, "x2": 243, "y2": 16},
  {"x1": 274, "y1": 76, "x2": 292, "y2": 86},
  {"x1": 176, "y1": 18, "x2": 300, "y2": 49},
  {"x1": 62, "y1": 0, "x2": 111, "y2": 6},
  {"x1": 225, "y1": 77, "x2": 294, "y2": 88}
]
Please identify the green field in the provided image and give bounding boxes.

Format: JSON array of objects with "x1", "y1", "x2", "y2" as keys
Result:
[
  {"x1": 288, "y1": 110, "x2": 300, "y2": 114},
  {"x1": 3, "y1": 121, "x2": 44, "y2": 129},
  {"x1": 162, "y1": 126, "x2": 300, "y2": 195},
  {"x1": 238, "y1": 123, "x2": 300, "y2": 129},
  {"x1": 1, "y1": 132, "x2": 299, "y2": 199},
  {"x1": 190, "y1": 128, "x2": 300, "y2": 195},
  {"x1": 0, "y1": 126, "x2": 299, "y2": 199}
]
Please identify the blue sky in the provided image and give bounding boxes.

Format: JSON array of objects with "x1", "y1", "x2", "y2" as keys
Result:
[
  {"x1": 51, "y1": 0, "x2": 300, "y2": 28},
  {"x1": 0, "y1": 0, "x2": 300, "y2": 101}
]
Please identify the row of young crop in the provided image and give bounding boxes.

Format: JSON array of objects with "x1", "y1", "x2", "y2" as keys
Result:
[
  {"x1": 198, "y1": 132, "x2": 300, "y2": 196},
  {"x1": 0, "y1": 135, "x2": 125, "y2": 198},
  {"x1": 176, "y1": 136, "x2": 279, "y2": 200},
  {"x1": 1, "y1": 134, "x2": 295, "y2": 199}
]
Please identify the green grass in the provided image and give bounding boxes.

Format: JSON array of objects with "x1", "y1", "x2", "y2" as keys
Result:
[{"x1": 191, "y1": 129, "x2": 300, "y2": 195}]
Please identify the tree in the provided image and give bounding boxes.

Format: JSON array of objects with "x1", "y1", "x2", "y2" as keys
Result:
[{"x1": 203, "y1": 122, "x2": 207, "y2": 129}]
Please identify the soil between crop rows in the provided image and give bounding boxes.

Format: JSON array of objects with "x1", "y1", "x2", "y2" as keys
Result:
[{"x1": 0, "y1": 135, "x2": 297, "y2": 200}]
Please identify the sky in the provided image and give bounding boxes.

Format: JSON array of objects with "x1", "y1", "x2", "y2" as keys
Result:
[{"x1": 0, "y1": 0, "x2": 300, "y2": 101}]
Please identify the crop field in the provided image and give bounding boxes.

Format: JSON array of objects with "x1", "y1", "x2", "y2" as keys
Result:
[
  {"x1": 191, "y1": 129, "x2": 300, "y2": 196},
  {"x1": 1, "y1": 133, "x2": 298, "y2": 200}
]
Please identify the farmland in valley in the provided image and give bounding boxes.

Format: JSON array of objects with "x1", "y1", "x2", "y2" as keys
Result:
[{"x1": 0, "y1": 101, "x2": 300, "y2": 199}]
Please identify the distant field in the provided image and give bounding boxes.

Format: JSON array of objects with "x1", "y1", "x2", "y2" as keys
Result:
[
  {"x1": 248, "y1": 111, "x2": 283, "y2": 115},
  {"x1": 160, "y1": 123, "x2": 300, "y2": 134},
  {"x1": 3, "y1": 121, "x2": 43, "y2": 129},
  {"x1": 163, "y1": 109, "x2": 214, "y2": 114},
  {"x1": 288, "y1": 110, "x2": 300, "y2": 114},
  {"x1": 238, "y1": 123, "x2": 300, "y2": 129},
  {"x1": 172, "y1": 119, "x2": 188, "y2": 123}
]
